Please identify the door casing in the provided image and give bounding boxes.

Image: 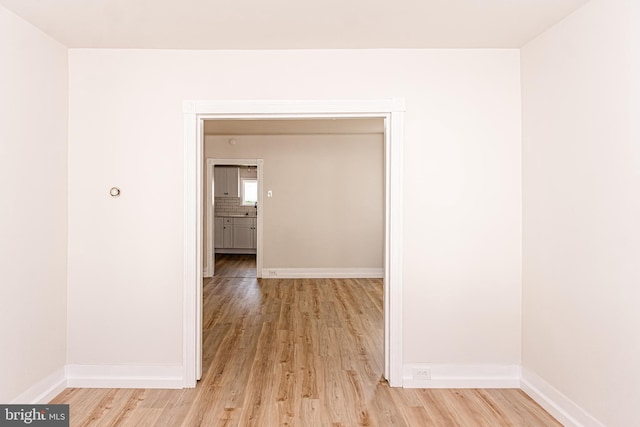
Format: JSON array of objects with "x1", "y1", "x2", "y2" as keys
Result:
[{"x1": 182, "y1": 99, "x2": 405, "y2": 387}]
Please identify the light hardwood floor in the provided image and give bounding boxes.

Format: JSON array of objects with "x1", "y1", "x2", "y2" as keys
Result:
[{"x1": 51, "y1": 255, "x2": 560, "y2": 426}]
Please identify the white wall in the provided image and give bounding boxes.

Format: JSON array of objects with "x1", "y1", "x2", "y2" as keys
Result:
[
  {"x1": 206, "y1": 134, "x2": 384, "y2": 269},
  {"x1": 67, "y1": 49, "x2": 522, "y2": 371},
  {"x1": 521, "y1": 0, "x2": 640, "y2": 425},
  {"x1": 0, "y1": 5, "x2": 68, "y2": 402}
]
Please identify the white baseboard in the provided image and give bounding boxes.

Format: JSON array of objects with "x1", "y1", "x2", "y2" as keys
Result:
[
  {"x1": 66, "y1": 364, "x2": 184, "y2": 389},
  {"x1": 261, "y1": 268, "x2": 384, "y2": 279},
  {"x1": 403, "y1": 364, "x2": 520, "y2": 388},
  {"x1": 6, "y1": 362, "x2": 606, "y2": 427},
  {"x1": 520, "y1": 368, "x2": 604, "y2": 427},
  {"x1": 10, "y1": 367, "x2": 67, "y2": 404}
]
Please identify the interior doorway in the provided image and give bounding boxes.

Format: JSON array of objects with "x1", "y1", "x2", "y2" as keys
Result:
[
  {"x1": 204, "y1": 159, "x2": 264, "y2": 279},
  {"x1": 183, "y1": 99, "x2": 405, "y2": 388}
]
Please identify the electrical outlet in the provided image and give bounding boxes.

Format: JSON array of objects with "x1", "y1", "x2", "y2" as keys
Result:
[{"x1": 413, "y1": 368, "x2": 431, "y2": 381}]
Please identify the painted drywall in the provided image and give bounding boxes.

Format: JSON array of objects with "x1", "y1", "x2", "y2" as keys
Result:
[
  {"x1": 67, "y1": 49, "x2": 521, "y2": 369},
  {"x1": 521, "y1": 0, "x2": 640, "y2": 425},
  {"x1": 0, "y1": 5, "x2": 68, "y2": 402},
  {"x1": 205, "y1": 134, "x2": 384, "y2": 269}
]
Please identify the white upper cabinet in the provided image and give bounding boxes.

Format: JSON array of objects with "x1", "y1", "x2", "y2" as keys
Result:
[{"x1": 214, "y1": 166, "x2": 239, "y2": 197}]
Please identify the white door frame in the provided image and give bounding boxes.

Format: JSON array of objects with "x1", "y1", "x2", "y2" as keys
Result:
[
  {"x1": 205, "y1": 158, "x2": 264, "y2": 278},
  {"x1": 183, "y1": 99, "x2": 405, "y2": 387}
]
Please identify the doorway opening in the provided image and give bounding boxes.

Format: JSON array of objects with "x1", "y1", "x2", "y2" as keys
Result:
[
  {"x1": 204, "y1": 159, "x2": 264, "y2": 280},
  {"x1": 183, "y1": 99, "x2": 405, "y2": 387}
]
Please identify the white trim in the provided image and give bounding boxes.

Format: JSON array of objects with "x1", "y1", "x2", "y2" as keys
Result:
[
  {"x1": 192, "y1": 99, "x2": 406, "y2": 115},
  {"x1": 402, "y1": 364, "x2": 520, "y2": 389},
  {"x1": 205, "y1": 158, "x2": 214, "y2": 278},
  {"x1": 262, "y1": 268, "x2": 384, "y2": 279},
  {"x1": 66, "y1": 365, "x2": 183, "y2": 389},
  {"x1": 256, "y1": 160, "x2": 264, "y2": 276},
  {"x1": 184, "y1": 99, "x2": 405, "y2": 387},
  {"x1": 521, "y1": 368, "x2": 605, "y2": 427},
  {"x1": 10, "y1": 367, "x2": 67, "y2": 404},
  {"x1": 386, "y1": 108, "x2": 404, "y2": 387},
  {"x1": 240, "y1": 177, "x2": 258, "y2": 206},
  {"x1": 182, "y1": 105, "x2": 200, "y2": 387},
  {"x1": 9, "y1": 360, "x2": 604, "y2": 427}
]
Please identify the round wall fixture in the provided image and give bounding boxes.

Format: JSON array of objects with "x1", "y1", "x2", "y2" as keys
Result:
[{"x1": 109, "y1": 187, "x2": 121, "y2": 197}]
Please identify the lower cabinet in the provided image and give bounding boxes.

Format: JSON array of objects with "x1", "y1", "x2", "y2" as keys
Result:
[
  {"x1": 214, "y1": 217, "x2": 224, "y2": 248},
  {"x1": 223, "y1": 218, "x2": 234, "y2": 248},
  {"x1": 233, "y1": 217, "x2": 256, "y2": 249},
  {"x1": 215, "y1": 217, "x2": 256, "y2": 252}
]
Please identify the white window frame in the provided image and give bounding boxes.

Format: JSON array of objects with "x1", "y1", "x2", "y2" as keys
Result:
[{"x1": 241, "y1": 178, "x2": 258, "y2": 206}]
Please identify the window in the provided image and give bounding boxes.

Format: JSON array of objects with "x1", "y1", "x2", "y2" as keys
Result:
[{"x1": 241, "y1": 179, "x2": 258, "y2": 206}]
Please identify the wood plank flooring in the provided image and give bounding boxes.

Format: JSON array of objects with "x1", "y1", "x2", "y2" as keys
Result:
[
  {"x1": 214, "y1": 254, "x2": 257, "y2": 278},
  {"x1": 51, "y1": 255, "x2": 560, "y2": 426}
]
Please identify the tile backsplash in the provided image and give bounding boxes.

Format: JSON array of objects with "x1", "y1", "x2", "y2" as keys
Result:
[{"x1": 215, "y1": 197, "x2": 257, "y2": 217}]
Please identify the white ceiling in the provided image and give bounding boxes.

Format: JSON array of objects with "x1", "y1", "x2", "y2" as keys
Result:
[{"x1": 0, "y1": 0, "x2": 589, "y2": 49}]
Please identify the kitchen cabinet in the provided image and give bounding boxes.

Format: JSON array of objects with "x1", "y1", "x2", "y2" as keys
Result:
[
  {"x1": 222, "y1": 218, "x2": 234, "y2": 248},
  {"x1": 233, "y1": 217, "x2": 256, "y2": 249},
  {"x1": 214, "y1": 217, "x2": 224, "y2": 248},
  {"x1": 214, "y1": 166, "x2": 239, "y2": 197},
  {"x1": 252, "y1": 221, "x2": 257, "y2": 248},
  {"x1": 215, "y1": 216, "x2": 256, "y2": 251}
]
